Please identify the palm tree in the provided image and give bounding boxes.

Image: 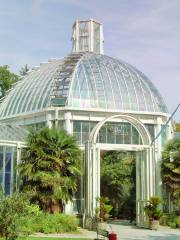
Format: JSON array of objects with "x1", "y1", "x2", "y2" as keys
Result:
[
  {"x1": 19, "y1": 127, "x2": 81, "y2": 213},
  {"x1": 161, "y1": 138, "x2": 180, "y2": 207}
]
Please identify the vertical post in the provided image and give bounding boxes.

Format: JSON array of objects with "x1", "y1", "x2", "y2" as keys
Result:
[
  {"x1": 46, "y1": 113, "x2": 52, "y2": 128},
  {"x1": 64, "y1": 112, "x2": 72, "y2": 134},
  {"x1": 136, "y1": 151, "x2": 141, "y2": 226},
  {"x1": 100, "y1": 24, "x2": 104, "y2": 54},
  {"x1": 64, "y1": 112, "x2": 73, "y2": 214},
  {"x1": 84, "y1": 141, "x2": 92, "y2": 217},
  {"x1": 155, "y1": 117, "x2": 163, "y2": 199},
  {"x1": 91, "y1": 144, "x2": 101, "y2": 215},
  {"x1": 90, "y1": 19, "x2": 94, "y2": 52}
]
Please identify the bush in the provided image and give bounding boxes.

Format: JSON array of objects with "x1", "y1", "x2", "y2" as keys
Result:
[
  {"x1": 161, "y1": 213, "x2": 180, "y2": 229},
  {"x1": 0, "y1": 193, "x2": 34, "y2": 240},
  {"x1": 174, "y1": 216, "x2": 180, "y2": 228},
  {"x1": 160, "y1": 213, "x2": 169, "y2": 226},
  {"x1": 21, "y1": 212, "x2": 78, "y2": 234},
  {"x1": 167, "y1": 215, "x2": 180, "y2": 229}
]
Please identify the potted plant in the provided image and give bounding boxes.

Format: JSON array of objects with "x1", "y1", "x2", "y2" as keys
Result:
[
  {"x1": 144, "y1": 196, "x2": 162, "y2": 230},
  {"x1": 95, "y1": 197, "x2": 113, "y2": 230}
]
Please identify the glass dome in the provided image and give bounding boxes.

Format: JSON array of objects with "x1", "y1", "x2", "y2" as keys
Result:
[{"x1": 0, "y1": 52, "x2": 167, "y2": 119}]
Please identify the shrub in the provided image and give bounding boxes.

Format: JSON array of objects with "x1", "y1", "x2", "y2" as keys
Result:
[
  {"x1": 160, "y1": 213, "x2": 169, "y2": 226},
  {"x1": 174, "y1": 216, "x2": 180, "y2": 228},
  {"x1": 166, "y1": 214, "x2": 180, "y2": 229},
  {"x1": 0, "y1": 193, "x2": 34, "y2": 240},
  {"x1": 21, "y1": 212, "x2": 78, "y2": 234}
]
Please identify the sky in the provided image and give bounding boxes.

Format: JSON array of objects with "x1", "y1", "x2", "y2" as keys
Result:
[{"x1": 0, "y1": 0, "x2": 179, "y2": 121}]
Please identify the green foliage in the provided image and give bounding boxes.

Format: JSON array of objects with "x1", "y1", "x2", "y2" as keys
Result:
[
  {"x1": 161, "y1": 138, "x2": 180, "y2": 207},
  {"x1": 101, "y1": 151, "x2": 136, "y2": 220},
  {"x1": 144, "y1": 196, "x2": 162, "y2": 220},
  {"x1": 19, "y1": 127, "x2": 81, "y2": 213},
  {"x1": 0, "y1": 65, "x2": 19, "y2": 92},
  {"x1": 166, "y1": 214, "x2": 180, "y2": 229},
  {"x1": 95, "y1": 197, "x2": 113, "y2": 221},
  {"x1": 21, "y1": 212, "x2": 78, "y2": 234},
  {"x1": 0, "y1": 193, "x2": 34, "y2": 240}
]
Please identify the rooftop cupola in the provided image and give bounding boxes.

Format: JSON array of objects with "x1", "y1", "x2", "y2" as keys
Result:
[{"x1": 71, "y1": 19, "x2": 104, "y2": 54}]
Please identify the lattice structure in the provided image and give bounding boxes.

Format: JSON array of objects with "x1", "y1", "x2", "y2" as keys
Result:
[{"x1": 50, "y1": 53, "x2": 84, "y2": 106}]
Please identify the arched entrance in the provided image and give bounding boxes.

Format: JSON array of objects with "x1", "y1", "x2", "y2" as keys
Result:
[{"x1": 84, "y1": 114, "x2": 155, "y2": 227}]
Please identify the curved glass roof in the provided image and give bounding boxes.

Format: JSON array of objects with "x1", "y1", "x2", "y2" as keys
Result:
[
  {"x1": 0, "y1": 125, "x2": 28, "y2": 142},
  {"x1": 68, "y1": 53, "x2": 167, "y2": 112},
  {"x1": 0, "y1": 52, "x2": 167, "y2": 119}
]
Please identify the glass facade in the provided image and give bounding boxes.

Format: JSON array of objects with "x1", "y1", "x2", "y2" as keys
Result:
[
  {"x1": 0, "y1": 146, "x2": 18, "y2": 195},
  {"x1": 73, "y1": 121, "x2": 155, "y2": 145},
  {"x1": 73, "y1": 121, "x2": 145, "y2": 145},
  {"x1": 24, "y1": 122, "x2": 46, "y2": 131}
]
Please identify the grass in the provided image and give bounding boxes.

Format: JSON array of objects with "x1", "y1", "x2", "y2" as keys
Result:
[
  {"x1": 28, "y1": 238, "x2": 89, "y2": 240},
  {"x1": 0, "y1": 238, "x2": 90, "y2": 240}
]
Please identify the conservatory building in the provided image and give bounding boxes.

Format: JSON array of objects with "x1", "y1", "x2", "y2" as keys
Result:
[{"x1": 0, "y1": 19, "x2": 173, "y2": 227}]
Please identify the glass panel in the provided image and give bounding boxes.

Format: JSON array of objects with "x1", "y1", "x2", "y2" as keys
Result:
[
  {"x1": 74, "y1": 132, "x2": 81, "y2": 145},
  {"x1": 5, "y1": 173, "x2": 11, "y2": 195},
  {"x1": 82, "y1": 132, "x2": 89, "y2": 144},
  {"x1": 5, "y1": 148, "x2": 12, "y2": 172},
  {"x1": 161, "y1": 125, "x2": 168, "y2": 146},
  {"x1": 106, "y1": 123, "x2": 115, "y2": 144},
  {"x1": 99, "y1": 126, "x2": 106, "y2": 143},
  {"x1": 82, "y1": 122, "x2": 89, "y2": 133},
  {"x1": 0, "y1": 146, "x2": 3, "y2": 171},
  {"x1": 93, "y1": 22, "x2": 100, "y2": 53},
  {"x1": 115, "y1": 124, "x2": 124, "y2": 144},
  {"x1": 132, "y1": 126, "x2": 140, "y2": 144},
  {"x1": 123, "y1": 123, "x2": 131, "y2": 144},
  {"x1": 0, "y1": 172, "x2": 3, "y2": 186},
  {"x1": 73, "y1": 121, "x2": 81, "y2": 132},
  {"x1": 145, "y1": 124, "x2": 155, "y2": 140}
]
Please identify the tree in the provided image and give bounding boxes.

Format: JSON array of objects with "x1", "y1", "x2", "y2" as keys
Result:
[
  {"x1": 101, "y1": 151, "x2": 136, "y2": 220},
  {"x1": 0, "y1": 192, "x2": 34, "y2": 240},
  {"x1": 0, "y1": 65, "x2": 19, "y2": 92},
  {"x1": 161, "y1": 138, "x2": 180, "y2": 209},
  {"x1": 19, "y1": 64, "x2": 29, "y2": 76},
  {"x1": 19, "y1": 127, "x2": 81, "y2": 213}
]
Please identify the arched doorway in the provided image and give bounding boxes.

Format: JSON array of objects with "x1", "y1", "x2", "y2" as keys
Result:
[{"x1": 84, "y1": 114, "x2": 155, "y2": 227}]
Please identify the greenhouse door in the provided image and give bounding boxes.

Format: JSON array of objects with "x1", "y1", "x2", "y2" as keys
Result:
[{"x1": 83, "y1": 114, "x2": 155, "y2": 228}]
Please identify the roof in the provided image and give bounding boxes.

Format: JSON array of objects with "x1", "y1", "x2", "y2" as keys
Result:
[
  {"x1": 0, "y1": 124, "x2": 28, "y2": 142},
  {"x1": 0, "y1": 52, "x2": 167, "y2": 119}
]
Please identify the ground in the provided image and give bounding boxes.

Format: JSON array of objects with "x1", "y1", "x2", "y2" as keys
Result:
[{"x1": 32, "y1": 220, "x2": 180, "y2": 240}]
